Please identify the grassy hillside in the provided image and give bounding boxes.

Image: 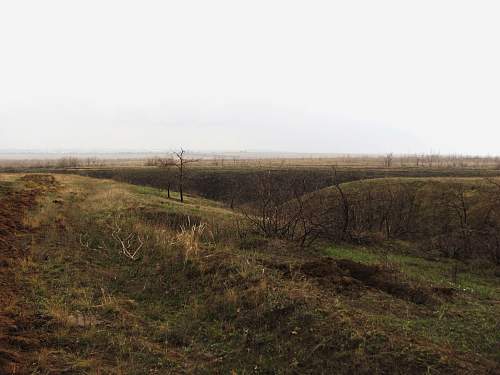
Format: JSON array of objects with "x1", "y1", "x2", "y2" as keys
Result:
[
  {"x1": 289, "y1": 177, "x2": 500, "y2": 262},
  {"x1": 41, "y1": 165, "x2": 500, "y2": 205},
  {"x1": 0, "y1": 174, "x2": 498, "y2": 374}
]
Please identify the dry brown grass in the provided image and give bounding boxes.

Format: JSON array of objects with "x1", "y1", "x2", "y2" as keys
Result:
[{"x1": 1, "y1": 173, "x2": 498, "y2": 374}]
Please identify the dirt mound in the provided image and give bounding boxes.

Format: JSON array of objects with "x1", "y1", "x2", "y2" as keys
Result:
[
  {"x1": 19, "y1": 174, "x2": 57, "y2": 186},
  {"x1": 298, "y1": 258, "x2": 451, "y2": 305},
  {"x1": 19, "y1": 174, "x2": 59, "y2": 196}
]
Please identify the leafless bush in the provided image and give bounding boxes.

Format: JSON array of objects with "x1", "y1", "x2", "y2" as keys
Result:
[
  {"x1": 238, "y1": 171, "x2": 328, "y2": 247},
  {"x1": 278, "y1": 177, "x2": 500, "y2": 263},
  {"x1": 109, "y1": 217, "x2": 145, "y2": 260}
]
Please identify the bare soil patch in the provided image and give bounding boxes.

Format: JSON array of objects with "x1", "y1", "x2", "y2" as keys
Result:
[
  {"x1": 267, "y1": 257, "x2": 455, "y2": 305},
  {"x1": 0, "y1": 175, "x2": 57, "y2": 374}
]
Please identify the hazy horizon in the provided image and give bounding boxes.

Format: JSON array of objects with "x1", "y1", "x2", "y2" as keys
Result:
[{"x1": 1, "y1": 1, "x2": 499, "y2": 155}]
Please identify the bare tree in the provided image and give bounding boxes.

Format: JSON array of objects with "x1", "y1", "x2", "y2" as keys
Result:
[
  {"x1": 384, "y1": 153, "x2": 393, "y2": 168},
  {"x1": 57, "y1": 156, "x2": 81, "y2": 168},
  {"x1": 157, "y1": 157, "x2": 176, "y2": 198},
  {"x1": 173, "y1": 148, "x2": 199, "y2": 203},
  {"x1": 331, "y1": 167, "x2": 350, "y2": 240}
]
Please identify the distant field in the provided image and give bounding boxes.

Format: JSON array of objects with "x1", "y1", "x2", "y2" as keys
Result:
[{"x1": 2, "y1": 152, "x2": 500, "y2": 170}]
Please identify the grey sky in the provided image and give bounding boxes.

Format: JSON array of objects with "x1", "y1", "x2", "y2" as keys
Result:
[{"x1": 1, "y1": 1, "x2": 499, "y2": 154}]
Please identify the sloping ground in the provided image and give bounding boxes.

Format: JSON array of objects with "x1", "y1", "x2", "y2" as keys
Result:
[
  {"x1": 0, "y1": 175, "x2": 58, "y2": 374},
  {"x1": 1, "y1": 173, "x2": 498, "y2": 374},
  {"x1": 317, "y1": 175, "x2": 499, "y2": 204},
  {"x1": 314, "y1": 176, "x2": 496, "y2": 200},
  {"x1": 55, "y1": 165, "x2": 500, "y2": 205},
  {"x1": 297, "y1": 176, "x2": 500, "y2": 261}
]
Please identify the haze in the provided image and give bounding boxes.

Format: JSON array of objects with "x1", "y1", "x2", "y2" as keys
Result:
[{"x1": 1, "y1": 1, "x2": 499, "y2": 155}]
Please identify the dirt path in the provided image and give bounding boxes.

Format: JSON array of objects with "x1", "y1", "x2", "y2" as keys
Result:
[{"x1": 0, "y1": 175, "x2": 57, "y2": 374}]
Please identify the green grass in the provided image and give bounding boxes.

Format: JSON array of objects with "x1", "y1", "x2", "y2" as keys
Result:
[
  {"x1": 325, "y1": 244, "x2": 500, "y2": 361},
  {"x1": 326, "y1": 245, "x2": 499, "y2": 299},
  {"x1": 6, "y1": 173, "x2": 499, "y2": 374},
  {"x1": 130, "y1": 183, "x2": 234, "y2": 215},
  {"x1": 0, "y1": 179, "x2": 24, "y2": 196}
]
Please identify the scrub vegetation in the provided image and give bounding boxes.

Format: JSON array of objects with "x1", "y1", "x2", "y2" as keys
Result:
[{"x1": 0, "y1": 167, "x2": 498, "y2": 374}]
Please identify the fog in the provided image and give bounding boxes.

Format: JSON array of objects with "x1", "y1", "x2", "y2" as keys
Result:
[{"x1": 1, "y1": 1, "x2": 499, "y2": 154}]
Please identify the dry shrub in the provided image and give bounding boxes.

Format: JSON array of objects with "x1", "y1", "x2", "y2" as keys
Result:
[
  {"x1": 173, "y1": 222, "x2": 208, "y2": 263},
  {"x1": 85, "y1": 187, "x2": 135, "y2": 211},
  {"x1": 137, "y1": 208, "x2": 202, "y2": 230}
]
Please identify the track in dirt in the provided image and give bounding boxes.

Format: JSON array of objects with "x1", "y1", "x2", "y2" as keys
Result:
[{"x1": 0, "y1": 175, "x2": 57, "y2": 374}]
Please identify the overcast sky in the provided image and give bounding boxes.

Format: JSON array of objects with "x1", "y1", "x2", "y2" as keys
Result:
[{"x1": 1, "y1": 1, "x2": 499, "y2": 154}]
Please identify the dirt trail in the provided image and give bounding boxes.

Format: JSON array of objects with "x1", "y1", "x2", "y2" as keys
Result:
[{"x1": 0, "y1": 175, "x2": 57, "y2": 374}]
